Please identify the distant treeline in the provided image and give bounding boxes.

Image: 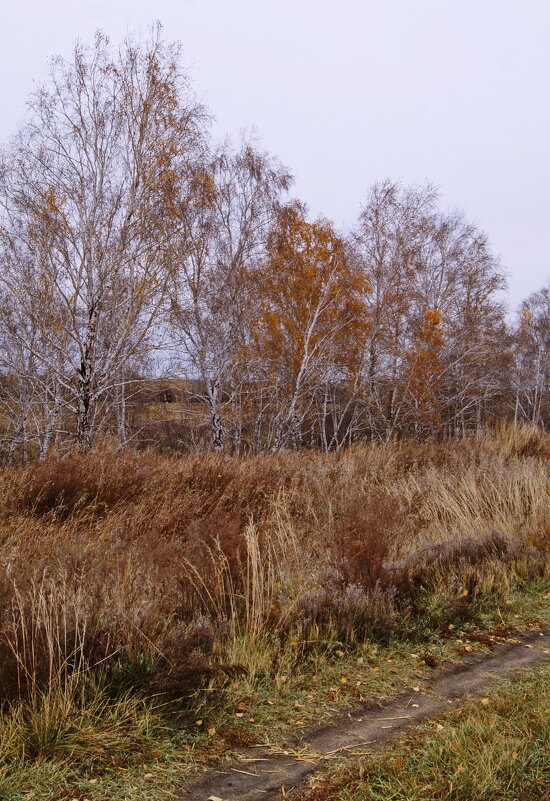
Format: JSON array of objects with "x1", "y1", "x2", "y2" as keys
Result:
[{"x1": 0, "y1": 28, "x2": 548, "y2": 459}]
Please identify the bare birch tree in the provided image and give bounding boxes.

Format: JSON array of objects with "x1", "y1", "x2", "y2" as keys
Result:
[
  {"x1": 514, "y1": 282, "x2": 550, "y2": 428},
  {"x1": 168, "y1": 138, "x2": 291, "y2": 450},
  {"x1": 352, "y1": 181, "x2": 507, "y2": 439},
  {"x1": 0, "y1": 27, "x2": 205, "y2": 452}
]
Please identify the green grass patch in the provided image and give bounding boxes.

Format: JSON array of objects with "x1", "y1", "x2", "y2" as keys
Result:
[{"x1": 296, "y1": 661, "x2": 550, "y2": 801}]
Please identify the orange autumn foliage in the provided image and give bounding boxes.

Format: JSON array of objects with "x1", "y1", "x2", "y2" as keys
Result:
[
  {"x1": 407, "y1": 308, "x2": 444, "y2": 429},
  {"x1": 251, "y1": 202, "x2": 370, "y2": 385}
]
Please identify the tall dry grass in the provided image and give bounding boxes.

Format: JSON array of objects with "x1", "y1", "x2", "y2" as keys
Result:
[{"x1": 0, "y1": 424, "x2": 547, "y2": 773}]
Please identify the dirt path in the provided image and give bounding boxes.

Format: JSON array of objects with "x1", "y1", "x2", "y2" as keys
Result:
[{"x1": 180, "y1": 628, "x2": 550, "y2": 801}]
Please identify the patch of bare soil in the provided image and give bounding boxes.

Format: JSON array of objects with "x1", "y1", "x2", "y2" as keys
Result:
[{"x1": 180, "y1": 628, "x2": 550, "y2": 801}]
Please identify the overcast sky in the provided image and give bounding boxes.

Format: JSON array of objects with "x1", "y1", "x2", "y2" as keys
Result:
[{"x1": 1, "y1": 0, "x2": 549, "y2": 309}]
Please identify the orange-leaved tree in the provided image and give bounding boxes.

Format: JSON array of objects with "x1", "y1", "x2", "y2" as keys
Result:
[
  {"x1": 248, "y1": 202, "x2": 370, "y2": 450},
  {"x1": 406, "y1": 307, "x2": 444, "y2": 435}
]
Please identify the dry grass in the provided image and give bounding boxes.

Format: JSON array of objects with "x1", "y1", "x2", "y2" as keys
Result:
[{"x1": 0, "y1": 424, "x2": 547, "y2": 795}]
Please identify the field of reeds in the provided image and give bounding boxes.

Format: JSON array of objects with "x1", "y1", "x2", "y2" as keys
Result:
[{"x1": 0, "y1": 424, "x2": 548, "y2": 798}]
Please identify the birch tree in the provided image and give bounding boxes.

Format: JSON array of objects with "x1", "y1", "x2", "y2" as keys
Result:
[
  {"x1": 0, "y1": 28, "x2": 205, "y2": 451},
  {"x1": 169, "y1": 139, "x2": 291, "y2": 450},
  {"x1": 249, "y1": 202, "x2": 369, "y2": 450},
  {"x1": 352, "y1": 182, "x2": 507, "y2": 438},
  {"x1": 514, "y1": 282, "x2": 550, "y2": 428}
]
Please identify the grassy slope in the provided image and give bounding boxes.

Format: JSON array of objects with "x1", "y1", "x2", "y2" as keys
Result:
[{"x1": 0, "y1": 424, "x2": 548, "y2": 799}]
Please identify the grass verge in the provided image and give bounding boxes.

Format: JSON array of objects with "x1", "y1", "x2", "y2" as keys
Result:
[
  {"x1": 294, "y1": 660, "x2": 550, "y2": 801},
  {"x1": 1, "y1": 578, "x2": 548, "y2": 800}
]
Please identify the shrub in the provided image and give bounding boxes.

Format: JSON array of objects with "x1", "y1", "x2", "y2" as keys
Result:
[{"x1": 331, "y1": 490, "x2": 408, "y2": 590}]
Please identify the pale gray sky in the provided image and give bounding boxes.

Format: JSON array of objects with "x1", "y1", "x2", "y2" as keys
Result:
[{"x1": 1, "y1": 0, "x2": 549, "y2": 309}]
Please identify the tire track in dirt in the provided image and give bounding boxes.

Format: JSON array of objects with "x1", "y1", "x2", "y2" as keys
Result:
[{"x1": 180, "y1": 628, "x2": 550, "y2": 801}]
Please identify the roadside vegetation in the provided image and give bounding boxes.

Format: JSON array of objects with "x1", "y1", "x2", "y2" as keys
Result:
[{"x1": 0, "y1": 423, "x2": 547, "y2": 798}]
